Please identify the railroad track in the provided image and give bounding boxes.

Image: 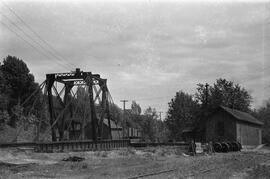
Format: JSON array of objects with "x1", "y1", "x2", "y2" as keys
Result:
[
  {"x1": 37, "y1": 139, "x2": 130, "y2": 152},
  {"x1": 0, "y1": 140, "x2": 130, "y2": 152},
  {"x1": 0, "y1": 142, "x2": 36, "y2": 148},
  {"x1": 0, "y1": 140, "x2": 189, "y2": 153},
  {"x1": 127, "y1": 166, "x2": 220, "y2": 179},
  {"x1": 127, "y1": 156, "x2": 249, "y2": 179}
]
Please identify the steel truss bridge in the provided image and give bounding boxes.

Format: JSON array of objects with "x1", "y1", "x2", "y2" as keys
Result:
[{"x1": 22, "y1": 68, "x2": 114, "y2": 142}]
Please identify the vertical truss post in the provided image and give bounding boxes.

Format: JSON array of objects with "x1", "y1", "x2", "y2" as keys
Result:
[
  {"x1": 86, "y1": 73, "x2": 98, "y2": 142},
  {"x1": 106, "y1": 91, "x2": 112, "y2": 140},
  {"x1": 46, "y1": 74, "x2": 57, "y2": 141},
  {"x1": 98, "y1": 79, "x2": 106, "y2": 139},
  {"x1": 36, "y1": 84, "x2": 48, "y2": 142}
]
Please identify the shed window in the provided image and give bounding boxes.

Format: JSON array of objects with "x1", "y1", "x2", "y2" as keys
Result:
[{"x1": 217, "y1": 121, "x2": 224, "y2": 136}]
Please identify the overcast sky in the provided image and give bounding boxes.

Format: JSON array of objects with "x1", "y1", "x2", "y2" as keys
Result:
[{"x1": 0, "y1": 0, "x2": 269, "y2": 119}]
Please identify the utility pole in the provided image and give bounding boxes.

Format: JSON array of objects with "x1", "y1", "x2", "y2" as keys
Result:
[
  {"x1": 120, "y1": 100, "x2": 128, "y2": 113},
  {"x1": 120, "y1": 100, "x2": 128, "y2": 138},
  {"x1": 158, "y1": 111, "x2": 163, "y2": 143},
  {"x1": 202, "y1": 83, "x2": 209, "y2": 142},
  {"x1": 158, "y1": 111, "x2": 162, "y2": 143}
]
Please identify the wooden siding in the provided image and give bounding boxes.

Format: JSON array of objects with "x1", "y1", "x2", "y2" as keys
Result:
[
  {"x1": 206, "y1": 110, "x2": 237, "y2": 142},
  {"x1": 236, "y1": 122, "x2": 261, "y2": 146}
]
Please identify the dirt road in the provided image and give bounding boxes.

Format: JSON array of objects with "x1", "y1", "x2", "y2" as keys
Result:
[{"x1": 0, "y1": 146, "x2": 270, "y2": 179}]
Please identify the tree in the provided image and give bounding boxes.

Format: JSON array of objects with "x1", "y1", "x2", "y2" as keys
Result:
[
  {"x1": 0, "y1": 69, "x2": 9, "y2": 111},
  {"x1": 0, "y1": 55, "x2": 40, "y2": 127},
  {"x1": 195, "y1": 78, "x2": 252, "y2": 113},
  {"x1": 1, "y1": 56, "x2": 38, "y2": 104},
  {"x1": 165, "y1": 91, "x2": 200, "y2": 141},
  {"x1": 0, "y1": 69, "x2": 10, "y2": 126},
  {"x1": 254, "y1": 100, "x2": 270, "y2": 144},
  {"x1": 127, "y1": 101, "x2": 142, "y2": 128},
  {"x1": 131, "y1": 101, "x2": 141, "y2": 115},
  {"x1": 109, "y1": 103, "x2": 122, "y2": 125},
  {"x1": 141, "y1": 107, "x2": 159, "y2": 142},
  {"x1": 155, "y1": 119, "x2": 168, "y2": 142}
]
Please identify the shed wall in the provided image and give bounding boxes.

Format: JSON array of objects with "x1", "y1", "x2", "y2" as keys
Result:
[
  {"x1": 236, "y1": 122, "x2": 261, "y2": 146},
  {"x1": 206, "y1": 110, "x2": 237, "y2": 142}
]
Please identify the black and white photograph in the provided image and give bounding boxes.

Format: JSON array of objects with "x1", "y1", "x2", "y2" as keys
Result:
[{"x1": 0, "y1": 0, "x2": 270, "y2": 178}]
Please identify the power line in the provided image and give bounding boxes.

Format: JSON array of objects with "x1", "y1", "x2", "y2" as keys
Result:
[
  {"x1": 1, "y1": 0, "x2": 76, "y2": 68},
  {"x1": 131, "y1": 95, "x2": 173, "y2": 101},
  {"x1": 1, "y1": 0, "x2": 102, "y2": 67},
  {"x1": 1, "y1": 21, "x2": 65, "y2": 67},
  {"x1": 0, "y1": 12, "x2": 72, "y2": 70}
]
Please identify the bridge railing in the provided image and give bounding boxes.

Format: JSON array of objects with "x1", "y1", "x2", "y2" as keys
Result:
[
  {"x1": 36, "y1": 139, "x2": 131, "y2": 152},
  {"x1": 130, "y1": 141, "x2": 189, "y2": 148},
  {"x1": 0, "y1": 140, "x2": 189, "y2": 153}
]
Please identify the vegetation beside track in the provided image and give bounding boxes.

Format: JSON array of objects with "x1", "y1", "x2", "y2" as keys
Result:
[{"x1": 0, "y1": 146, "x2": 270, "y2": 179}]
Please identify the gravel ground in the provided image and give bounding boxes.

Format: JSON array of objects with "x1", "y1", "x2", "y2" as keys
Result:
[{"x1": 0, "y1": 146, "x2": 270, "y2": 179}]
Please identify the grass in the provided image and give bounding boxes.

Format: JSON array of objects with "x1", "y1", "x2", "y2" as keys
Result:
[
  {"x1": 118, "y1": 148, "x2": 136, "y2": 156},
  {"x1": 94, "y1": 151, "x2": 109, "y2": 157},
  {"x1": 247, "y1": 164, "x2": 270, "y2": 179},
  {"x1": 1, "y1": 147, "x2": 270, "y2": 179}
]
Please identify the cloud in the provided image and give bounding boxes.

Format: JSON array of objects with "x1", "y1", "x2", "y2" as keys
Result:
[
  {"x1": 118, "y1": 59, "x2": 180, "y2": 86},
  {"x1": 0, "y1": 1, "x2": 269, "y2": 113}
]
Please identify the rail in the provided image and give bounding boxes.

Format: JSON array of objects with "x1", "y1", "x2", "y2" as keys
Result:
[
  {"x1": 0, "y1": 142, "x2": 36, "y2": 148},
  {"x1": 0, "y1": 140, "x2": 189, "y2": 153},
  {"x1": 130, "y1": 142, "x2": 189, "y2": 148},
  {"x1": 36, "y1": 139, "x2": 130, "y2": 152}
]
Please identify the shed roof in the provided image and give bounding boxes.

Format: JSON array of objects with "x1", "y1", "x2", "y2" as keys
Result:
[{"x1": 219, "y1": 106, "x2": 263, "y2": 126}]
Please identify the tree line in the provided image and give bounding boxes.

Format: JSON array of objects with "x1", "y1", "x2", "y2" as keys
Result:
[
  {"x1": 0, "y1": 55, "x2": 269, "y2": 144},
  {"x1": 165, "y1": 79, "x2": 270, "y2": 144}
]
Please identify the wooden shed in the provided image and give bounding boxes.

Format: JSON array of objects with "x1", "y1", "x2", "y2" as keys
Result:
[{"x1": 206, "y1": 106, "x2": 263, "y2": 146}]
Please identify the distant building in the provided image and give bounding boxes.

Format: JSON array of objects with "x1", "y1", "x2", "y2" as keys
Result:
[
  {"x1": 102, "y1": 119, "x2": 122, "y2": 140},
  {"x1": 64, "y1": 112, "x2": 141, "y2": 140},
  {"x1": 126, "y1": 127, "x2": 142, "y2": 139},
  {"x1": 70, "y1": 119, "x2": 123, "y2": 140},
  {"x1": 123, "y1": 109, "x2": 142, "y2": 139},
  {"x1": 205, "y1": 106, "x2": 263, "y2": 146}
]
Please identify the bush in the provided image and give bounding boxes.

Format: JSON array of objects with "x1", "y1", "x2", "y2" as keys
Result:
[
  {"x1": 95, "y1": 151, "x2": 108, "y2": 158},
  {"x1": 156, "y1": 149, "x2": 167, "y2": 156},
  {"x1": 118, "y1": 148, "x2": 136, "y2": 156},
  {"x1": 174, "y1": 147, "x2": 184, "y2": 155},
  {"x1": 0, "y1": 111, "x2": 9, "y2": 127}
]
